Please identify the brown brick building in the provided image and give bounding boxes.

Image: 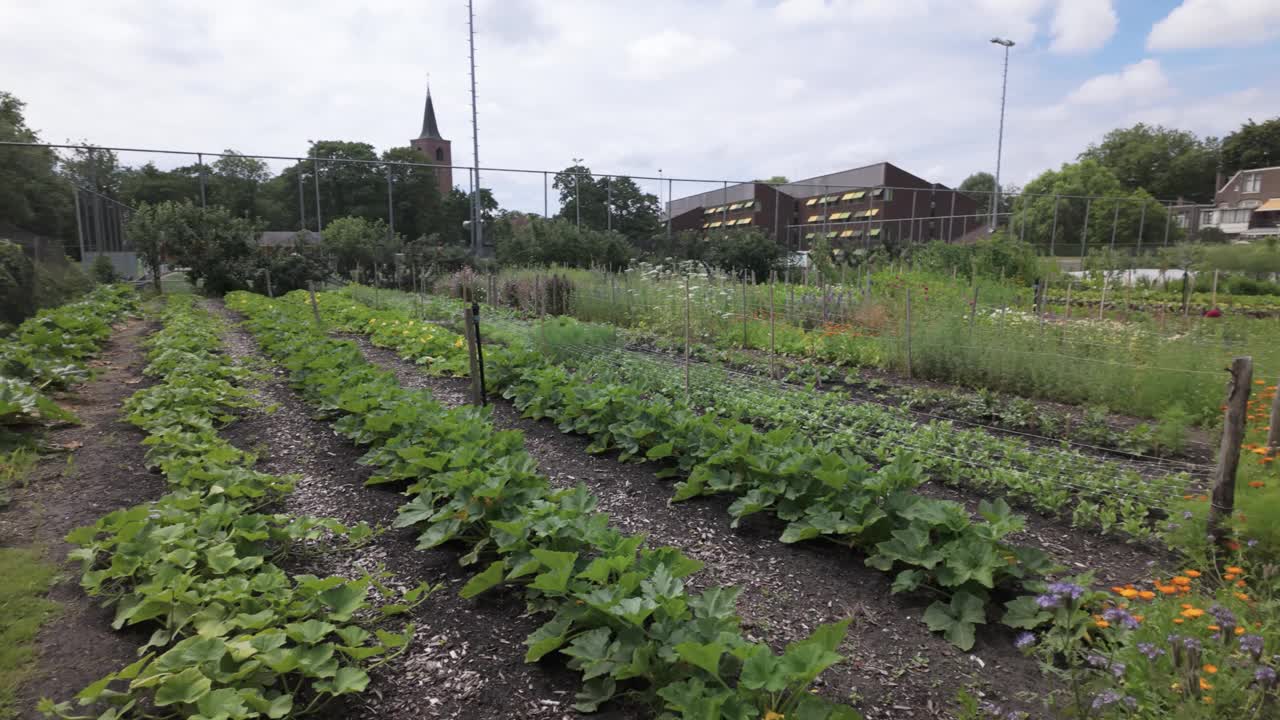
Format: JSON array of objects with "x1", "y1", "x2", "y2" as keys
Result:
[
  {"x1": 1170, "y1": 166, "x2": 1280, "y2": 240},
  {"x1": 408, "y1": 86, "x2": 454, "y2": 196},
  {"x1": 667, "y1": 162, "x2": 981, "y2": 254}
]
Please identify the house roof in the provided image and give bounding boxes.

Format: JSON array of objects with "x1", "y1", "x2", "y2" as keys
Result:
[
  {"x1": 1217, "y1": 165, "x2": 1280, "y2": 194},
  {"x1": 256, "y1": 230, "x2": 320, "y2": 248},
  {"x1": 1258, "y1": 198, "x2": 1280, "y2": 213}
]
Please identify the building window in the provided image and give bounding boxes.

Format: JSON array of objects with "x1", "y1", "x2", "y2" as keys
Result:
[
  {"x1": 1241, "y1": 199, "x2": 1261, "y2": 209},
  {"x1": 1200, "y1": 210, "x2": 1215, "y2": 226},
  {"x1": 1175, "y1": 214, "x2": 1189, "y2": 229},
  {"x1": 1221, "y1": 208, "x2": 1252, "y2": 224},
  {"x1": 436, "y1": 148, "x2": 445, "y2": 162},
  {"x1": 806, "y1": 214, "x2": 823, "y2": 223},
  {"x1": 1244, "y1": 173, "x2": 1262, "y2": 193},
  {"x1": 805, "y1": 197, "x2": 819, "y2": 206},
  {"x1": 840, "y1": 191, "x2": 865, "y2": 201}
]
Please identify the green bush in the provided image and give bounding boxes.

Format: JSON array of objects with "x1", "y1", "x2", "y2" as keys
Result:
[
  {"x1": 0, "y1": 240, "x2": 35, "y2": 328},
  {"x1": 90, "y1": 254, "x2": 117, "y2": 283}
]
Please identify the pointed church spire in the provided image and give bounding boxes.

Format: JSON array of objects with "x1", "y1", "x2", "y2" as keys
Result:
[{"x1": 419, "y1": 82, "x2": 444, "y2": 140}]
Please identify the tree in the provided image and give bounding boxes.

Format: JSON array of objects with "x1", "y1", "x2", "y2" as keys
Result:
[
  {"x1": 322, "y1": 216, "x2": 401, "y2": 277},
  {"x1": 495, "y1": 217, "x2": 631, "y2": 270},
  {"x1": 382, "y1": 146, "x2": 446, "y2": 244},
  {"x1": 553, "y1": 163, "x2": 659, "y2": 242},
  {"x1": 59, "y1": 144, "x2": 123, "y2": 197},
  {"x1": 119, "y1": 162, "x2": 200, "y2": 207},
  {"x1": 958, "y1": 172, "x2": 1015, "y2": 221},
  {"x1": 1078, "y1": 123, "x2": 1219, "y2": 203},
  {"x1": 127, "y1": 200, "x2": 258, "y2": 294},
  {"x1": 1010, "y1": 160, "x2": 1182, "y2": 255},
  {"x1": 0, "y1": 92, "x2": 74, "y2": 240},
  {"x1": 210, "y1": 150, "x2": 271, "y2": 219},
  {"x1": 1220, "y1": 117, "x2": 1280, "y2": 177},
  {"x1": 704, "y1": 227, "x2": 781, "y2": 281},
  {"x1": 754, "y1": 176, "x2": 790, "y2": 184}
]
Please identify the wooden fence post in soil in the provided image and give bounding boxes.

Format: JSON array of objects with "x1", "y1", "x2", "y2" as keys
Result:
[
  {"x1": 683, "y1": 273, "x2": 691, "y2": 399},
  {"x1": 741, "y1": 273, "x2": 749, "y2": 348},
  {"x1": 1268, "y1": 373, "x2": 1280, "y2": 452},
  {"x1": 1210, "y1": 356, "x2": 1253, "y2": 542},
  {"x1": 769, "y1": 270, "x2": 777, "y2": 380},
  {"x1": 1098, "y1": 274, "x2": 1107, "y2": 320},
  {"x1": 1211, "y1": 270, "x2": 1220, "y2": 309},
  {"x1": 904, "y1": 288, "x2": 913, "y2": 380},
  {"x1": 968, "y1": 285, "x2": 980, "y2": 337},
  {"x1": 462, "y1": 304, "x2": 485, "y2": 406},
  {"x1": 307, "y1": 282, "x2": 323, "y2": 326},
  {"x1": 264, "y1": 269, "x2": 273, "y2": 299},
  {"x1": 1065, "y1": 278, "x2": 1073, "y2": 321}
]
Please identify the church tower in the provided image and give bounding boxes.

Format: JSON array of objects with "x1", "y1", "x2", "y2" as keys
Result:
[{"x1": 409, "y1": 85, "x2": 453, "y2": 196}]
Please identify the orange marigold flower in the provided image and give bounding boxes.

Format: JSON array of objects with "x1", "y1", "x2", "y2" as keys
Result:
[
  {"x1": 1236, "y1": 580, "x2": 1247, "y2": 588},
  {"x1": 1133, "y1": 615, "x2": 1144, "y2": 623},
  {"x1": 1185, "y1": 570, "x2": 1202, "y2": 578},
  {"x1": 1172, "y1": 576, "x2": 1192, "y2": 586},
  {"x1": 1203, "y1": 696, "x2": 1214, "y2": 705},
  {"x1": 1111, "y1": 586, "x2": 1127, "y2": 595},
  {"x1": 1235, "y1": 626, "x2": 1246, "y2": 636},
  {"x1": 1207, "y1": 625, "x2": 1220, "y2": 631},
  {"x1": 1225, "y1": 573, "x2": 1238, "y2": 581},
  {"x1": 1174, "y1": 618, "x2": 1184, "y2": 624},
  {"x1": 1138, "y1": 590, "x2": 1155, "y2": 600},
  {"x1": 1235, "y1": 593, "x2": 1250, "y2": 601},
  {"x1": 1249, "y1": 481, "x2": 1266, "y2": 488},
  {"x1": 1095, "y1": 619, "x2": 1110, "y2": 629},
  {"x1": 1120, "y1": 588, "x2": 1139, "y2": 599},
  {"x1": 1226, "y1": 566, "x2": 1244, "y2": 575},
  {"x1": 1200, "y1": 678, "x2": 1213, "y2": 691},
  {"x1": 1181, "y1": 603, "x2": 1194, "y2": 610},
  {"x1": 1181, "y1": 608, "x2": 1205, "y2": 619},
  {"x1": 1204, "y1": 664, "x2": 1218, "y2": 674}
]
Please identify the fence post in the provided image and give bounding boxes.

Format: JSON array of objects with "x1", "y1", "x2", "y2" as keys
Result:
[
  {"x1": 904, "y1": 288, "x2": 913, "y2": 380},
  {"x1": 307, "y1": 282, "x2": 323, "y2": 327},
  {"x1": 1268, "y1": 373, "x2": 1280, "y2": 452},
  {"x1": 741, "y1": 273, "x2": 749, "y2": 348},
  {"x1": 462, "y1": 304, "x2": 485, "y2": 405},
  {"x1": 683, "y1": 273, "x2": 691, "y2": 400},
  {"x1": 968, "y1": 285, "x2": 980, "y2": 336},
  {"x1": 1098, "y1": 274, "x2": 1107, "y2": 320},
  {"x1": 769, "y1": 270, "x2": 777, "y2": 380},
  {"x1": 1211, "y1": 270, "x2": 1219, "y2": 309},
  {"x1": 1065, "y1": 278, "x2": 1073, "y2": 321},
  {"x1": 1210, "y1": 357, "x2": 1253, "y2": 542},
  {"x1": 265, "y1": 269, "x2": 273, "y2": 299}
]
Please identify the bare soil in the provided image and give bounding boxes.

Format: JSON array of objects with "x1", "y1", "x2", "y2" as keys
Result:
[
  {"x1": 1, "y1": 317, "x2": 167, "y2": 718},
  {"x1": 347, "y1": 335, "x2": 1060, "y2": 720}
]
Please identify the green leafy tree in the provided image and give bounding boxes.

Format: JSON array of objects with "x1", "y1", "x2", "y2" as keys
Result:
[
  {"x1": 210, "y1": 150, "x2": 271, "y2": 219},
  {"x1": 1078, "y1": 123, "x2": 1219, "y2": 203},
  {"x1": 127, "y1": 200, "x2": 258, "y2": 294},
  {"x1": 495, "y1": 217, "x2": 630, "y2": 270},
  {"x1": 382, "y1": 146, "x2": 446, "y2": 244},
  {"x1": 1010, "y1": 160, "x2": 1181, "y2": 255},
  {"x1": 1220, "y1": 117, "x2": 1280, "y2": 176},
  {"x1": 59, "y1": 144, "x2": 123, "y2": 197},
  {"x1": 705, "y1": 227, "x2": 781, "y2": 281},
  {"x1": 0, "y1": 238, "x2": 36, "y2": 325},
  {"x1": 0, "y1": 92, "x2": 74, "y2": 240},
  {"x1": 958, "y1": 172, "x2": 1015, "y2": 221},
  {"x1": 119, "y1": 162, "x2": 201, "y2": 207},
  {"x1": 90, "y1": 254, "x2": 117, "y2": 283},
  {"x1": 322, "y1": 216, "x2": 402, "y2": 277},
  {"x1": 753, "y1": 175, "x2": 790, "y2": 184},
  {"x1": 553, "y1": 163, "x2": 659, "y2": 242}
]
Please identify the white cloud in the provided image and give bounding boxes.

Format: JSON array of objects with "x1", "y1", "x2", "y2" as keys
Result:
[
  {"x1": 1148, "y1": 0, "x2": 1280, "y2": 50},
  {"x1": 1066, "y1": 59, "x2": 1170, "y2": 106},
  {"x1": 626, "y1": 30, "x2": 733, "y2": 79},
  {"x1": 1049, "y1": 0, "x2": 1117, "y2": 53},
  {"x1": 0, "y1": 0, "x2": 1275, "y2": 215}
]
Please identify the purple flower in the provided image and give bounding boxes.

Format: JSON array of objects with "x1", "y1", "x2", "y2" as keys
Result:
[
  {"x1": 1035, "y1": 594, "x2": 1059, "y2": 609},
  {"x1": 1255, "y1": 666, "x2": 1277, "y2": 688},
  {"x1": 1136, "y1": 642, "x2": 1164, "y2": 660},
  {"x1": 1090, "y1": 690, "x2": 1131, "y2": 711},
  {"x1": 1047, "y1": 581, "x2": 1085, "y2": 600},
  {"x1": 1014, "y1": 632, "x2": 1035, "y2": 649},
  {"x1": 1248, "y1": 538, "x2": 1258, "y2": 547},
  {"x1": 1241, "y1": 634, "x2": 1265, "y2": 658},
  {"x1": 1182, "y1": 510, "x2": 1194, "y2": 519},
  {"x1": 1210, "y1": 604, "x2": 1237, "y2": 628},
  {"x1": 1086, "y1": 653, "x2": 1109, "y2": 668},
  {"x1": 1103, "y1": 607, "x2": 1139, "y2": 630}
]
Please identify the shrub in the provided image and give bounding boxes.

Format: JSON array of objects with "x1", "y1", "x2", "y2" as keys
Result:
[
  {"x1": 0, "y1": 239, "x2": 35, "y2": 327},
  {"x1": 90, "y1": 254, "x2": 117, "y2": 283}
]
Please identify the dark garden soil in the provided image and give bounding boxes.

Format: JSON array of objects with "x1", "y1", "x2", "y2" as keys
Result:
[
  {"x1": 346, "y1": 335, "x2": 1060, "y2": 720},
  {"x1": 1, "y1": 317, "x2": 167, "y2": 719},
  {"x1": 209, "y1": 301, "x2": 635, "y2": 720}
]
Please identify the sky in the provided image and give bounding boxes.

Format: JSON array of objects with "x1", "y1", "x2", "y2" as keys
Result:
[{"x1": 3, "y1": 0, "x2": 1280, "y2": 213}]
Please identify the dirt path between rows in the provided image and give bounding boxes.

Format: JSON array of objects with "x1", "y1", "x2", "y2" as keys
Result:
[
  {"x1": 347, "y1": 335, "x2": 1055, "y2": 720},
  {"x1": 209, "y1": 301, "x2": 634, "y2": 720},
  {"x1": 1, "y1": 316, "x2": 166, "y2": 718}
]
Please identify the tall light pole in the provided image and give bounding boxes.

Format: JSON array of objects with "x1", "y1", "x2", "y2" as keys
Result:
[
  {"x1": 990, "y1": 37, "x2": 1014, "y2": 233},
  {"x1": 572, "y1": 157, "x2": 584, "y2": 228},
  {"x1": 467, "y1": 0, "x2": 483, "y2": 257}
]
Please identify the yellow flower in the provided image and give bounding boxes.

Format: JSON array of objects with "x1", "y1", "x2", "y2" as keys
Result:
[
  {"x1": 1180, "y1": 608, "x2": 1205, "y2": 619},
  {"x1": 454, "y1": 338, "x2": 464, "y2": 349},
  {"x1": 1119, "y1": 588, "x2": 1139, "y2": 599},
  {"x1": 764, "y1": 713, "x2": 784, "y2": 720}
]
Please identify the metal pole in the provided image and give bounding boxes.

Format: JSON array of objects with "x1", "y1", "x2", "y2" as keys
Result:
[
  {"x1": 1109, "y1": 200, "x2": 1119, "y2": 250},
  {"x1": 991, "y1": 39, "x2": 1013, "y2": 231},
  {"x1": 73, "y1": 188, "x2": 85, "y2": 263},
  {"x1": 312, "y1": 152, "x2": 323, "y2": 237},
  {"x1": 607, "y1": 175, "x2": 613, "y2": 231},
  {"x1": 948, "y1": 190, "x2": 957, "y2": 242},
  {"x1": 386, "y1": 166, "x2": 395, "y2": 241},
  {"x1": 197, "y1": 152, "x2": 207, "y2": 208},
  {"x1": 1080, "y1": 197, "x2": 1091, "y2": 257},
  {"x1": 769, "y1": 270, "x2": 777, "y2": 379},
  {"x1": 575, "y1": 168, "x2": 581, "y2": 228},
  {"x1": 1163, "y1": 203, "x2": 1172, "y2": 246},
  {"x1": 908, "y1": 189, "x2": 917, "y2": 245},
  {"x1": 467, "y1": 0, "x2": 483, "y2": 256},
  {"x1": 1049, "y1": 194, "x2": 1059, "y2": 256},
  {"x1": 297, "y1": 168, "x2": 306, "y2": 230},
  {"x1": 683, "y1": 273, "x2": 691, "y2": 399},
  {"x1": 722, "y1": 181, "x2": 728, "y2": 225},
  {"x1": 1136, "y1": 203, "x2": 1146, "y2": 255},
  {"x1": 667, "y1": 178, "x2": 673, "y2": 240},
  {"x1": 543, "y1": 171, "x2": 549, "y2": 217}
]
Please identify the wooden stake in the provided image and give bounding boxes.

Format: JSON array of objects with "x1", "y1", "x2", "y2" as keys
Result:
[
  {"x1": 307, "y1": 282, "x2": 322, "y2": 326},
  {"x1": 1098, "y1": 274, "x2": 1107, "y2": 320},
  {"x1": 1211, "y1": 269, "x2": 1219, "y2": 308},
  {"x1": 684, "y1": 273, "x2": 691, "y2": 399},
  {"x1": 968, "y1": 285, "x2": 980, "y2": 336},
  {"x1": 1065, "y1": 278, "x2": 1073, "y2": 321},
  {"x1": 741, "y1": 273, "x2": 749, "y2": 348},
  {"x1": 1267, "y1": 372, "x2": 1280, "y2": 452},
  {"x1": 264, "y1": 269, "x2": 273, "y2": 299},
  {"x1": 769, "y1": 270, "x2": 777, "y2": 380},
  {"x1": 463, "y1": 305, "x2": 484, "y2": 405},
  {"x1": 1210, "y1": 357, "x2": 1253, "y2": 542},
  {"x1": 904, "y1": 288, "x2": 913, "y2": 380}
]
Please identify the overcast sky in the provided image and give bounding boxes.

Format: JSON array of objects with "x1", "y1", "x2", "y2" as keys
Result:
[{"x1": 4, "y1": 0, "x2": 1280, "y2": 212}]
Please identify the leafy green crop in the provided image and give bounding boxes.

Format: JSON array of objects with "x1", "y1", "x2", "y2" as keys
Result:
[
  {"x1": 42, "y1": 296, "x2": 428, "y2": 720},
  {"x1": 228, "y1": 290, "x2": 865, "y2": 719}
]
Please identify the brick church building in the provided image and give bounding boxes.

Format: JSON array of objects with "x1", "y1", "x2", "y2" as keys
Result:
[{"x1": 408, "y1": 86, "x2": 453, "y2": 196}]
